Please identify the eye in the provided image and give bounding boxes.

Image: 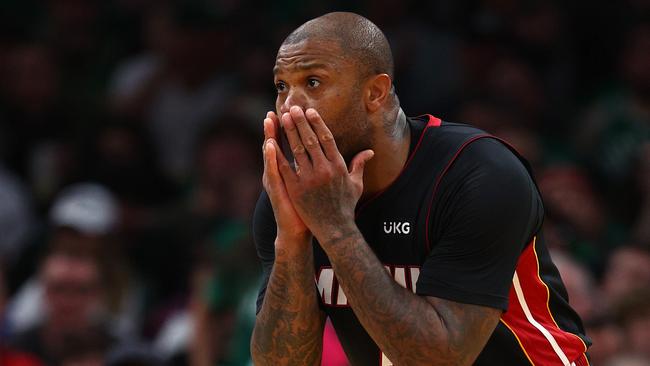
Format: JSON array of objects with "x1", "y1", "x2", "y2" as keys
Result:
[
  {"x1": 307, "y1": 78, "x2": 321, "y2": 88},
  {"x1": 275, "y1": 81, "x2": 287, "y2": 93}
]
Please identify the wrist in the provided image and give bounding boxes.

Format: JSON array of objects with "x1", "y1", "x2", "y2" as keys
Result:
[
  {"x1": 275, "y1": 232, "x2": 313, "y2": 256},
  {"x1": 315, "y1": 223, "x2": 362, "y2": 250}
]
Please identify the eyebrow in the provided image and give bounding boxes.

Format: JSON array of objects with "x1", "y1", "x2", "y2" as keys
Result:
[{"x1": 273, "y1": 61, "x2": 331, "y2": 75}]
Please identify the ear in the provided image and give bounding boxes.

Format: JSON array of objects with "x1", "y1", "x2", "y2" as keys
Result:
[{"x1": 364, "y1": 74, "x2": 392, "y2": 113}]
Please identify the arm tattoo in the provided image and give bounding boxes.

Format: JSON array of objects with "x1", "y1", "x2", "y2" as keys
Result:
[
  {"x1": 251, "y1": 245, "x2": 326, "y2": 366},
  {"x1": 322, "y1": 229, "x2": 501, "y2": 366}
]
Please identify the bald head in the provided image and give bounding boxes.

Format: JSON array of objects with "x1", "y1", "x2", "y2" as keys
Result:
[{"x1": 282, "y1": 12, "x2": 394, "y2": 80}]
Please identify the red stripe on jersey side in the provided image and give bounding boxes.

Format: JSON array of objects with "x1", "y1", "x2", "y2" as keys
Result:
[
  {"x1": 501, "y1": 239, "x2": 588, "y2": 365},
  {"x1": 424, "y1": 134, "x2": 492, "y2": 252},
  {"x1": 574, "y1": 353, "x2": 590, "y2": 366},
  {"x1": 355, "y1": 114, "x2": 441, "y2": 216}
]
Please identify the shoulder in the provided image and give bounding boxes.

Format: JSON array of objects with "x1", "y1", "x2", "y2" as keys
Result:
[
  {"x1": 427, "y1": 124, "x2": 543, "y2": 233},
  {"x1": 429, "y1": 121, "x2": 533, "y2": 183}
]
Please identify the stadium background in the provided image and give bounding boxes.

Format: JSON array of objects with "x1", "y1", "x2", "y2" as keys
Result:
[{"x1": 0, "y1": 0, "x2": 648, "y2": 365}]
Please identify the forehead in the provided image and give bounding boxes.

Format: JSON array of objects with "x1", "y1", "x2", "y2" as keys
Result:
[{"x1": 274, "y1": 39, "x2": 352, "y2": 74}]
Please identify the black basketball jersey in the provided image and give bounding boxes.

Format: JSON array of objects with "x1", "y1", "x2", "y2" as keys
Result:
[{"x1": 254, "y1": 115, "x2": 591, "y2": 365}]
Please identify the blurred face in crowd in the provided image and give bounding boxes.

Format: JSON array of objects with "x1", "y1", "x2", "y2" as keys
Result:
[
  {"x1": 274, "y1": 39, "x2": 373, "y2": 162},
  {"x1": 538, "y1": 166, "x2": 605, "y2": 238},
  {"x1": 42, "y1": 254, "x2": 103, "y2": 332},
  {"x1": 602, "y1": 247, "x2": 650, "y2": 301},
  {"x1": 626, "y1": 312, "x2": 650, "y2": 358},
  {"x1": 197, "y1": 132, "x2": 260, "y2": 218},
  {"x1": 552, "y1": 251, "x2": 598, "y2": 320},
  {"x1": 50, "y1": 227, "x2": 106, "y2": 258},
  {"x1": 585, "y1": 321, "x2": 624, "y2": 365}
]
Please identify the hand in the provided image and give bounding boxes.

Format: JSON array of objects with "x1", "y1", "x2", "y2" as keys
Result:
[
  {"x1": 262, "y1": 111, "x2": 311, "y2": 244},
  {"x1": 274, "y1": 106, "x2": 374, "y2": 244}
]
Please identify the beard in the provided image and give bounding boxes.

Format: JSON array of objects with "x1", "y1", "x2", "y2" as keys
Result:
[{"x1": 327, "y1": 91, "x2": 374, "y2": 165}]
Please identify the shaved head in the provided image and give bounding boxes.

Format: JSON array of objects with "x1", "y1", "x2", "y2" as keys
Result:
[{"x1": 282, "y1": 12, "x2": 394, "y2": 80}]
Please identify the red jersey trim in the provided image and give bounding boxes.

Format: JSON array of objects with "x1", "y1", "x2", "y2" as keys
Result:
[{"x1": 501, "y1": 237, "x2": 588, "y2": 366}]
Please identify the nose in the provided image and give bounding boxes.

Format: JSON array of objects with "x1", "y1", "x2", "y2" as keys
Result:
[{"x1": 279, "y1": 89, "x2": 306, "y2": 115}]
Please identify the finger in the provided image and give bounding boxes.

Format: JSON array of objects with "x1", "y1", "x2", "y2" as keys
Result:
[
  {"x1": 264, "y1": 139, "x2": 288, "y2": 199},
  {"x1": 270, "y1": 138, "x2": 298, "y2": 186},
  {"x1": 281, "y1": 112, "x2": 312, "y2": 172},
  {"x1": 290, "y1": 106, "x2": 326, "y2": 165},
  {"x1": 264, "y1": 111, "x2": 280, "y2": 141},
  {"x1": 263, "y1": 140, "x2": 296, "y2": 219},
  {"x1": 305, "y1": 108, "x2": 341, "y2": 162},
  {"x1": 349, "y1": 149, "x2": 375, "y2": 182}
]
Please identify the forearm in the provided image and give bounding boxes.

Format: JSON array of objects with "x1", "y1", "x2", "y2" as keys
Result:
[
  {"x1": 321, "y1": 227, "x2": 480, "y2": 366},
  {"x1": 251, "y1": 238, "x2": 325, "y2": 366}
]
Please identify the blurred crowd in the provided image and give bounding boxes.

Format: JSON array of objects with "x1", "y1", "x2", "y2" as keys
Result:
[{"x1": 0, "y1": 0, "x2": 648, "y2": 365}]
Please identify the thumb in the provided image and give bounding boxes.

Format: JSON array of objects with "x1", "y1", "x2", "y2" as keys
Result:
[{"x1": 349, "y1": 149, "x2": 375, "y2": 181}]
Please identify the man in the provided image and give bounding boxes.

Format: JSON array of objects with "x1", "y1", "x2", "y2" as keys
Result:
[
  {"x1": 251, "y1": 12, "x2": 590, "y2": 366},
  {"x1": 11, "y1": 251, "x2": 114, "y2": 365}
]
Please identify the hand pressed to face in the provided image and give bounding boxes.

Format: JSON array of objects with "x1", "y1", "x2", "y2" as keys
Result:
[
  {"x1": 262, "y1": 110, "x2": 310, "y2": 243},
  {"x1": 270, "y1": 106, "x2": 374, "y2": 243}
]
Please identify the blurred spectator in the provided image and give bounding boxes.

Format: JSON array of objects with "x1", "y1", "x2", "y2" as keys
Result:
[
  {"x1": 551, "y1": 250, "x2": 601, "y2": 321},
  {"x1": 7, "y1": 183, "x2": 143, "y2": 342},
  {"x1": 601, "y1": 245, "x2": 650, "y2": 306},
  {"x1": 585, "y1": 316, "x2": 625, "y2": 366},
  {"x1": 509, "y1": 1, "x2": 577, "y2": 120},
  {"x1": 538, "y1": 164, "x2": 625, "y2": 273},
  {"x1": 133, "y1": 120, "x2": 261, "y2": 308},
  {"x1": 108, "y1": 1, "x2": 238, "y2": 182},
  {"x1": 483, "y1": 56, "x2": 547, "y2": 130},
  {"x1": 150, "y1": 222, "x2": 259, "y2": 365},
  {"x1": 79, "y1": 121, "x2": 177, "y2": 207},
  {"x1": 191, "y1": 121, "x2": 262, "y2": 221},
  {"x1": 575, "y1": 23, "x2": 650, "y2": 223},
  {"x1": 145, "y1": 120, "x2": 261, "y2": 364},
  {"x1": 0, "y1": 41, "x2": 79, "y2": 205},
  {"x1": 614, "y1": 289, "x2": 650, "y2": 359},
  {"x1": 9, "y1": 251, "x2": 114, "y2": 365}
]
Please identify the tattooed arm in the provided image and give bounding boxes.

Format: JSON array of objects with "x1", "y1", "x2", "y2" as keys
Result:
[
  {"x1": 250, "y1": 238, "x2": 326, "y2": 366},
  {"x1": 321, "y1": 227, "x2": 501, "y2": 366},
  {"x1": 250, "y1": 112, "x2": 326, "y2": 365}
]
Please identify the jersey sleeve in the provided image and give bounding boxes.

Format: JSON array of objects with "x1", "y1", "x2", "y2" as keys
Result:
[
  {"x1": 416, "y1": 138, "x2": 543, "y2": 311},
  {"x1": 252, "y1": 191, "x2": 277, "y2": 314}
]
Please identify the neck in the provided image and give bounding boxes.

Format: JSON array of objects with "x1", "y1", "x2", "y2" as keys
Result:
[{"x1": 361, "y1": 108, "x2": 410, "y2": 198}]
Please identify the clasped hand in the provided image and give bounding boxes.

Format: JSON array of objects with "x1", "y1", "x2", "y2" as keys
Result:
[{"x1": 262, "y1": 106, "x2": 374, "y2": 245}]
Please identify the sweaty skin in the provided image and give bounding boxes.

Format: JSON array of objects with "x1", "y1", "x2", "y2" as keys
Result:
[{"x1": 251, "y1": 15, "x2": 502, "y2": 366}]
